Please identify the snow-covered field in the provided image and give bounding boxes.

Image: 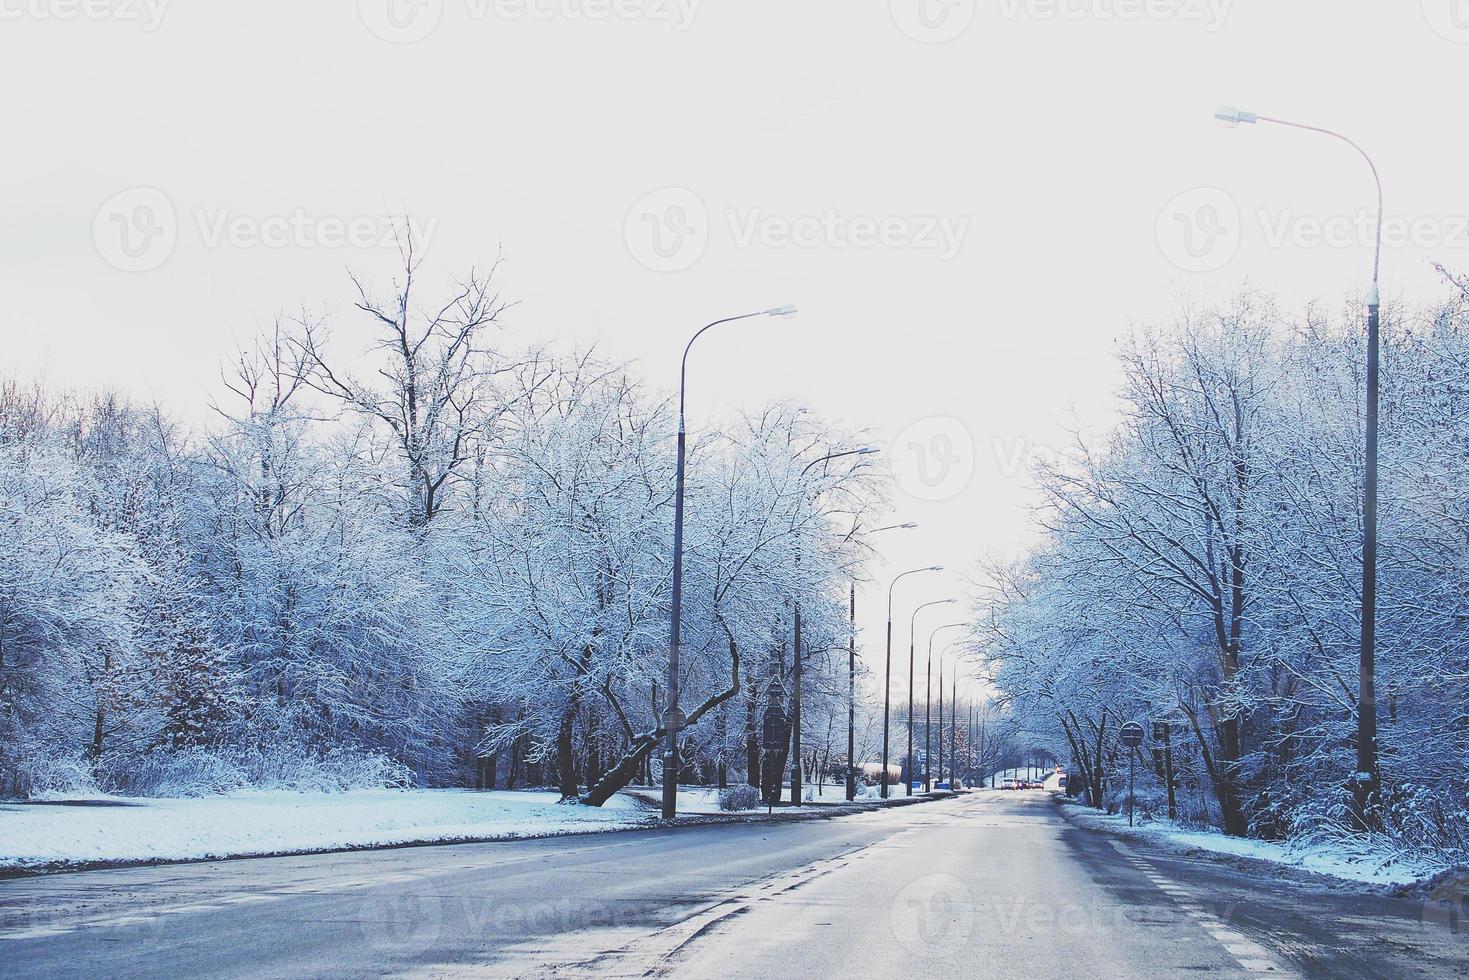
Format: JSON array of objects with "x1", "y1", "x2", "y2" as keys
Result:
[
  {"x1": 0, "y1": 784, "x2": 888, "y2": 871},
  {"x1": 0, "y1": 790, "x2": 659, "y2": 870},
  {"x1": 1059, "y1": 800, "x2": 1442, "y2": 888}
]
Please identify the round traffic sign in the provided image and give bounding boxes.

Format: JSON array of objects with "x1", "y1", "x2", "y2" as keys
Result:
[{"x1": 1119, "y1": 721, "x2": 1145, "y2": 748}]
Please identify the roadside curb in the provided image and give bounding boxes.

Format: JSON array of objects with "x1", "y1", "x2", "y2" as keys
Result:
[{"x1": 0, "y1": 790, "x2": 962, "y2": 880}]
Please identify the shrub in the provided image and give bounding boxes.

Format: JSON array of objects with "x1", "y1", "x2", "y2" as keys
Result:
[
  {"x1": 108, "y1": 743, "x2": 415, "y2": 797},
  {"x1": 718, "y1": 784, "x2": 761, "y2": 811},
  {"x1": 11, "y1": 752, "x2": 101, "y2": 800}
]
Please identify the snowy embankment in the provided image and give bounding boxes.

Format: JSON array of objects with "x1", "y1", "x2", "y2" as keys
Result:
[
  {"x1": 1057, "y1": 799, "x2": 1443, "y2": 888},
  {"x1": 0, "y1": 789, "x2": 655, "y2": 870},
  {"x1": 0, "y1": 784, "x2": 890, "y2": 871}
]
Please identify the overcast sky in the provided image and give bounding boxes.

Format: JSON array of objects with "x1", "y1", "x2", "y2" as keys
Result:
[{"x1": 4, "y1": 1, "x2": 1466, "y2": 686}]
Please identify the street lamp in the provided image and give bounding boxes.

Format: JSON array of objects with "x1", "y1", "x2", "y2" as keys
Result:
[
  {"x1": 926, "y1": 622, "x2": 967, "y2": 791},
  {"x1": 882, "y1": 565, "x2": 942, "y2": 798},
  {"x1": 908, "y1": 598, "x2": 957, "y2": 796},
  {"x1": 1216, "y1": 105, "x2": 1385, "y2": 827},
  {"x1": 949, "y1": 652, "x2": 963, "y2": 788},
  {"x1": 844, "y1": 522, "x2": 916, "y2": 802},
  {"x1": 665, "y1": 305, "x2": 798, "y2": 821},
  {"x1": 790, "y1": 447, "x2": 880, "y2": 806}
]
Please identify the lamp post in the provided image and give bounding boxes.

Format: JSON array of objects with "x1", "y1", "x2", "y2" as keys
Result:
[
  {"x1": 665, "y1": 305, "x2": 797, "y2": 821},
  {"x1": 925, "y1": 623, "x2": 966, "y2": 791},
  {"x1": 949, "y1": 654, "x2": 960, "y2": 787},
  {"x1": 1215, "y1": 106, "x2": 1384, "y2": 828},
  {"x1": 908, "y1": 598, "x2": 957, "y2": 796},
  {"x1": 790, "y1": 447, "x2": 879, "y2": 807},
  {"x1": 883, "y1": 565, "x2": 942, "y2": 798},
  {"x1": 845, "y1": 522, "x2": 917, "y2": 802}
]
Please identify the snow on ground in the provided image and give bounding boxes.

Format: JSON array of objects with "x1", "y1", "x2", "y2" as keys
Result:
[
  {"x1": 617, "y1": 782, "x2": 879, "y2": 814},
  {"x1": 0, "y1": 789, "x2": 654, "y2": 870},
  {"x1": 0, "y1": 783, "x2": 890, "y2": 870},
  {"x1": 1058, "y1": 800, "x2": 1442, "y2": 888}
]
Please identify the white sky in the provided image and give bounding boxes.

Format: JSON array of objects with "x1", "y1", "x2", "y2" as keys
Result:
[{"x1": 4, "y1": 1, "x2": 1467, "y2": 688}]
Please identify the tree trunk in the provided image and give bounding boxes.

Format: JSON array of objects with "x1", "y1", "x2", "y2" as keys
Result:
[{"x1": 576, "y1": 615, "x2": 743, "y2": 807}]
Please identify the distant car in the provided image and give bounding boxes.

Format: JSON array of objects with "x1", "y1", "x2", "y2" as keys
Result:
[{"x1": 1000, "y1": 778, "x2": 1019, "y2": 790}]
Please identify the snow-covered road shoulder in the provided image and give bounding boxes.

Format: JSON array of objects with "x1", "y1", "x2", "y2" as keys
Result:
[{"x1": 1054, "y1": 795, "x2": 1443, "y2": 889}]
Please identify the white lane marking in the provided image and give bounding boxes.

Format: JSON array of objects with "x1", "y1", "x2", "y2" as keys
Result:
[
  {"x1": 1109, "y1": 839, "x2": 1294, "y2": 977},
  {"x1": 421, "y1": 831, "x2": 916, "y2": 977}
]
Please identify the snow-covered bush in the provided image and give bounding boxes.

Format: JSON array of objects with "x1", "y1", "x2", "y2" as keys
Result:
[
  {"x1": 112, "y1": 745, "x2": 415, "y2": 798},
  {"x1": 11, "y1": 752, "x2": 102, "y2": 800},
  {"x1": 718, "y1": 784, "x2": 761, "y2": 811}
]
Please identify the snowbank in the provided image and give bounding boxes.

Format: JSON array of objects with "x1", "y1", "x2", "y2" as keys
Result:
[
  {"x1": 0, "y1": 789, "x2": 652, "y2": 870},
  {"x1": 1059, "y1": 800, "x2": 1442, "y2": 888},
  {"x1": 0, "y1": 783, "x2": 897, "y2": 871}
]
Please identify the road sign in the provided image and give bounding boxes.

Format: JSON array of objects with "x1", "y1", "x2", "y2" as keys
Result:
[
  {"x1": 1120, "y1": 720, "x2": 1144, "y2": 828},
  {"x1": 662, "y1": 707, "x2": 687, "y2": 730}
]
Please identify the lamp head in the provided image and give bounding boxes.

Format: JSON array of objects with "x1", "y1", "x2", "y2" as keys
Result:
[
  {"x1": 899, "y1": 522, "x2": 918, "y2": 529},
  {"x1": 1214, "y1": 105, "x2": 1259, "y2": 128},
  {"x1": 766, "y1": 305, "x2": 799, "y2": 318},
  {"x1": 929, "y1": 565, "x2": 944, "y2": 572},
  {"x1": 856, "y1": 446, "x2": 880, "y2": 455}
]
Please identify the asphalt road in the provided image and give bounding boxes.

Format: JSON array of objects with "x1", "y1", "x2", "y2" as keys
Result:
[{"x1": 1, "y1": 792, "x2": 1463, "y2": 978}]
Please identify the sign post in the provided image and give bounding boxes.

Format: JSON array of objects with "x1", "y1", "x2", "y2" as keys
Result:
[{"x1": 1119, "y1": 720, "x2": 1145, "y2": 828}]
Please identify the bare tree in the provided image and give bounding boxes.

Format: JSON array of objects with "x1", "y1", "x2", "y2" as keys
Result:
[{"x1": 297, "y1": 232, "x2": 516, "y2": 529}]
